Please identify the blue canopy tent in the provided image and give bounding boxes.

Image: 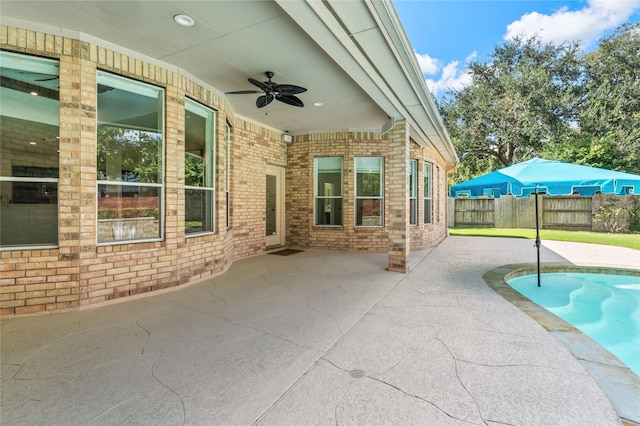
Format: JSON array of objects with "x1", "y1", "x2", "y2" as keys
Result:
[{"x1": 450, "y1": 158, "x2": 640, "y2": 286}]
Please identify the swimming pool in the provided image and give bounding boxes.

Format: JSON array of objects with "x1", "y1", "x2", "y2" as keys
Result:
[{"x1": 508, "y1": 272, "x2": 640, "y2": 377}]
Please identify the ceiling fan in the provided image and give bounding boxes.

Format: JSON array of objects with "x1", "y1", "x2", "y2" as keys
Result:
[
  {"x1": 226, "y1": 71, "x2": 306, "y2": 108},
  {"x1": 18, "y1": 71, "x2": 58, "y2": 82}
]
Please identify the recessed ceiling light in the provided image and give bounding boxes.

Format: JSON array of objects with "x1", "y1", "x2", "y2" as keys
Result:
[
  {"x1": 313, "y1": 101, "x2": 324, "y2": 107},
  {"x1": 29, "y1": 141, "x2": 37, "y2": 145},
  {"x1": 173, "y1": 14, "x2": 195, "y2": 27},
  {"x1": 30, "y1": 91, "x2": 38, "y2": 96}
]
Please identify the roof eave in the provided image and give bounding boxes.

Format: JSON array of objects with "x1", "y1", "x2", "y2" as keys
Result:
[{"x1": 274, "y1": 0, "x2": 458, "y2": 167}]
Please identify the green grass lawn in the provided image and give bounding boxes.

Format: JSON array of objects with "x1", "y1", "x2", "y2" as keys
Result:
[{"x1": 448, "y1": 228, "x2": 640, "y2": 251}]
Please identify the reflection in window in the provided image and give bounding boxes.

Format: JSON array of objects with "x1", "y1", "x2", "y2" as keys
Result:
[
  {"x1": 424, "y1": 162, "x2": 432, "y2": 224},
  {"x1": 185, "y1": 99, "x2": 215, "y2": 235},
  {"x1": 314, "y1": 157, "x2": 343, "y2": 226},
  {"x1": 355, "y1": 157, "x2": 384, "y2": 227},
  {"x1": 0, "y1": 52, "x2": 59, "y2": 247},
  {"x1": 97, "y1": 72, "x2": 163, "y2": 244},
  {"x1": 409, "y1": 159, "x2": 417, "y2": 225}
]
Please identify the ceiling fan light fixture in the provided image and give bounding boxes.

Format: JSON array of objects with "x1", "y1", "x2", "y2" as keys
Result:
[{"x1": 173, "y1": 14, "x2": 195, "y2": 27}]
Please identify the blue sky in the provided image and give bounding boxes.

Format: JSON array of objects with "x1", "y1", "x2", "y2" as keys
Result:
[{"x1": 393, "y1": 0, "x2": 640, "y2": 97}]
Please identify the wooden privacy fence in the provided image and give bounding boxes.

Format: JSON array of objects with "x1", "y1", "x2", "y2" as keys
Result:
[{"x1": 448, "y1": 194, "x2": 638, "y2": 231}]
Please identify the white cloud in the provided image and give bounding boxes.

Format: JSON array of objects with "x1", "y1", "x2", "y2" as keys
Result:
[
  {"x1": 415, "y1": 51, "x2": 440, "y2": 75},
  {"x1": 426, "y1": 60, "x2": 472, "y2": 97},
  {"x1": 505, "y1": 0, "x2": 640, "y2": 47},
  {"x1": 414, "y1": 51, "x2": 477, "y2": 97}
]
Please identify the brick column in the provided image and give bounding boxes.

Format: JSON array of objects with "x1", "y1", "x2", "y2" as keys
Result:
[
  {"x1": 74, "y1": 57, "x2": 99, "y2": 305},
  {"x1": 386, "y1": 120, "x2": 410, "y2": 272},
  {"x1": 57, "y1": 52, "x2": 84, "y2": 307}
]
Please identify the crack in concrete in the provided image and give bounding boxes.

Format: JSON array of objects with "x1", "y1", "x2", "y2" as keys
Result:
[
  {"x1": 484, "y1": 419, "x2": 517, "y2": 426},
  {"x1": 435, "y1": 335, "x2": 489, "y2": 426},
  {"x1": 9, "y1": 320, "x2": 80, "y2": 380},
  {"x1": 456, "y1": 358, "x2": 589, "y2": 376},
  {"x1": 306, "y1": 298, "x2": 345, "y2": 335},
  {"x1": 135, "y1": 318, "x2": 151, "y2": 355},
  {"x1": 323, "y1": 359, "x2": 481, "y2": 425},
  {"x1": 203, "y1": 288, "x2": 322, "y2": 353},
  {"x1": 207, "y1": 287, "x2": 228, "y2": 311},
  {"x1": 181, "y1": 301, "x2": 321, "y2": 355},
  {"x1": 151, "y1": 353, "x2": 185, "y2": 426},
  {"x1": 455, "y1": 296, "x2": 501, "y2": 333},
  {"x1": 86, "y1": 395, "x2": 141, "y2": 425}
]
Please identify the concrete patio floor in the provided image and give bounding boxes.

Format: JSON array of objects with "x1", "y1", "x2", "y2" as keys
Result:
[{"x1": 1, "y1": 236, "x2": 639, "y2": 425}]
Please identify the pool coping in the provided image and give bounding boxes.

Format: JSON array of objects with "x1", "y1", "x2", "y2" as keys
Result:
[{"x1": 483, "y1": 263, "x2": 640, "y2": 426}]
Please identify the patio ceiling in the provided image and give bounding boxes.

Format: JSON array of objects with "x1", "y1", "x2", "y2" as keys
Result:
[{"x1": 0, "y1": 0, "x2": 457, "y2": 166}]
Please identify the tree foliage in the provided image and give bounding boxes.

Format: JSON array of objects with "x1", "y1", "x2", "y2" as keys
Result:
[
  {"x1": 441, "y1": 23, "x2": 640, "y2": 183},
  {"x1": 577, "y1": 23, "x2": 640, "y2": 173}
]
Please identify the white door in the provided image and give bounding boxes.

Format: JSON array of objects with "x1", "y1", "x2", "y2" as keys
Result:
[{"x1": 265, "y1": 165, "x2": 285, "y2": 247}]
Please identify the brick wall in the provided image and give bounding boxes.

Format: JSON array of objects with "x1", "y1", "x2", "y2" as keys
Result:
[
  {"x1": 1, "y1": 24, "x2": 451, "y2": 316},
  {"x1": 0, "y1": 25, "x2": 280, "y2": 315},
  {"x1": 409, "y1": 142, "x2": 449, "y2": 249}
]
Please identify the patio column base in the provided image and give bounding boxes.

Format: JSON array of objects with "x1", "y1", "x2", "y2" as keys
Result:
[{"x1": 388, "y1": 250, "x2": 409, "y2": 273}]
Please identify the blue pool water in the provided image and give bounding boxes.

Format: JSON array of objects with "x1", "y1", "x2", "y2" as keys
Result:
[{"x1": 508, "y1": 273, "x2": 640, "y2": 377}]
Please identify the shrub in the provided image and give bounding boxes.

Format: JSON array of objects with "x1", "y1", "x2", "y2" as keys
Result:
[
  {"x1": 593, "y1": 197, "x2": 627, "y2": 233},
  {"x1": 98, "y1": 208, "x2": 158, "y2": 220}
]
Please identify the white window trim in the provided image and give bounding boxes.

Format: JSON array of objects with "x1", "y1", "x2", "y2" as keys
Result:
[
  {"x1": 96, "y1": 72, "x2": 165, "y2": 246},
  {"x1": 184, "y1": 98, "x2": 216, "y2": 238},
  {"x1": 355, "y1": 156, "x2": 384, "y2": 228},
  {"x1": 424, "y1": 161, "x2": 433, "y2": 225},
  {"x1": 409, "y1": 159, "x2": 417, "y2": 226},
  {"x1": 314, "y1": 156, "x2": 343, "y2": 227}
]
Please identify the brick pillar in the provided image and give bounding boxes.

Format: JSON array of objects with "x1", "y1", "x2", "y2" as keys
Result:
[
  {"x1": 165, "y1": 83, "x2": 185, "y2": 249},
  {"x1": 57, "y1": 52, "x2": 84, "y2": 306},
  {"x1": 73, "y1": 57, "x2": 98, "y2": 306},
  {"x1": 387, "y1": 120, "x2": 410, "y2": 272}
]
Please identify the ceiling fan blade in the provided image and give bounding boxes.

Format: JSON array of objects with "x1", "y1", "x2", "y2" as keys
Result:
[
  {"x1": 248, "y1": 77, "x2": 271, "y2": 92},
  {"x1": 274, "y1": 84, "x2": 307, "y2": 95},
  {"x1": 276, "y1": 94, "x2": 304, "y2": 107},
  {"x1": 225, "y1": 89, "x2": 263, "y2": 94},
  {"x1": 35, "y1": 77, "x2": 59, "y2": 82},
  {"x1": 256, "y1": 94, "x2": 274, "y2": 108}
]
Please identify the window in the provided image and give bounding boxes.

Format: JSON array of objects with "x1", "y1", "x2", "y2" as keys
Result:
[
  {"x1": 436, "y1": 165, "x2": 440, "y2": 223},
  {"x1": 355, "y1": 157, "x2": 383, "y2": 227},
  {"x1": 409, "y1": 159, "x2": 417, "y2": 225},
  {"x1": 97, "y1": 72, "x2": 163, "y2": 244},
  {"x1": 314, "y1": 157, "x2": 343, "y2": 226},
  {"x1": 225, "y1": 122, "x2": 231, "y2": 229},
  {"x1": 185, "y1": 99, "x2": 215, "y2": 236},
  {"x1": 0, "y1": 52, "x2": 59, "y2": 248},
  {"x1": 424, "y1": 162, "x2": 433, "y2": 225}
]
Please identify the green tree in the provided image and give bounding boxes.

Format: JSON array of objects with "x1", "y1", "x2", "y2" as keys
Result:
[
  {"x1": 440, "y1": 36, "x2": 583, "y2": 183},
  {"x1": 577, "y1": 23, "x2": 640, "y2": 174}
]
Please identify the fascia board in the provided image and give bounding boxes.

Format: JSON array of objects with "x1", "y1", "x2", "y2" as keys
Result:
[{"x1": 364, "y1": 0, "x2": 458, "y2": 166}]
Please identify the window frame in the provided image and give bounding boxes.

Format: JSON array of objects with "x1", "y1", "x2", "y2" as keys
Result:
[
  {"x1": 184, "y1": 98, "x2": 216, "y2": 237},
  {"x1": 424, "y1": 161, "x2": 433, "y2": 225},
  {"x1": 436, "y1": 165, "x2": 440, "y2": 223},
  {"x1": 314, "y1": 156, "x2": 343, "y2": 226},
  {"x1": 409, "y1": 159, "x2": 418, "y2": 226},
  {"x1": 355, "y1": 156, "x2": 384, "y2": 227},
  {"x1": 96, "y1": 71, "x2": 165, "y2": 245},
  {"x1": 0, "y1": 51, "x2": 60, "y2": 249},
  {"x1": 225, "y1": 122, "x2": 231, "y2": 229}
]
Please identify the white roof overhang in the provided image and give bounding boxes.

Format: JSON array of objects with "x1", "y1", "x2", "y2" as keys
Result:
[{"x1": 0, "y1": 0, "x2": 457, "y2": 166}]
